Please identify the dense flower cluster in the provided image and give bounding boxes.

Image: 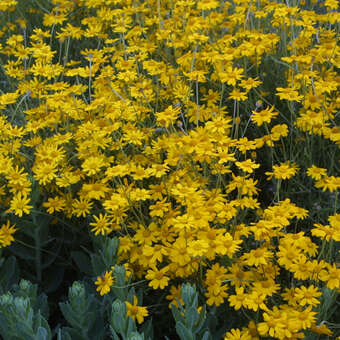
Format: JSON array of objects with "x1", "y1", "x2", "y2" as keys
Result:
[{"x1": 0, "y1": 0, "x2": 339, "y2": 338}]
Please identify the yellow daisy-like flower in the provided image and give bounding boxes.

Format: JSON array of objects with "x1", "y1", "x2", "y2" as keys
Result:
[
  {"x1": 242, "y1": 247, "x2": 273, "y2": 267},
  {"x1": 33, "y1": 162, "x2": 58, "y2": 185},
  {"x1": 81, "y1": 156, "x2": 106, "y2": 176},
  {"x1": 276, "y1": 87, "x2": 303, "y2": 102},
  {"x1": 95, "y1": 270, "x2": 114, "y2": 296},
  {"x1": 89, "y1": 213, "x2": 112, "y2": 236},
  {"x1": 224, "y1": 328, "x2": 252, "y2": 340},
  {"x1": 166, "y1": 285, "x2": 184, "y2": 308},
  {"x1": 293, "y1": 285, "x2": 321, "y2": 307},
  {"x1": 265, "y1": 161, "x2": 299, "y2": 180},
  {"x1": 125, "y1": 296, "x2": 149, "y2": 324},
  {"x1": 72, "y1": 197, "x2": 93, "y2": 217},
  {"x1": 235, "y1": 159, "x2": 260, "y2": 174},
  {"x1": 306, "y1": 165, "x2": 327, "y2": 180},
  {"x1": 187, "y1": 239, "x2": 209, "y2": 257},
  {"x1": 251, "y1": 106, "x2": 278, "y2": 126},
  {"x1": 0, "y1": 220, "x2": 17, "y2": 248},
  {"x1": 9, "y1": 192, "x2": 33, "y2": 217},
  {"x1": 42, "y1": 196, "x2": 66, "y2": 214},
  {"x1": 145, "y1": 266, "x2": 170, "y2": 289}
]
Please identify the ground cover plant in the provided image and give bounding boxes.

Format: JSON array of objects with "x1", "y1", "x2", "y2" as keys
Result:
[{"x1": 0, "y1": 0, "x2": 339, "y2": 339}]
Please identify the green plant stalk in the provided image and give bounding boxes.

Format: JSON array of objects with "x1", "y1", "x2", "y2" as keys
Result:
[
  {"x1": 275, "y1": 178, "x2": 281, "y2": 202},
  {"x1": 34, "y1": 223, "x2": 42, "y2": 282}
]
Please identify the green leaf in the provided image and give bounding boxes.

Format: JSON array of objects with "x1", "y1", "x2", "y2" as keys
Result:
[
  {"x1": 193, "y1": 305, "x2": 206, "y2": 334},
  {"x1": 0, "y1": 256, "x2": 19, "y2": 292},
  {"x1": 8, "y1": 242, "x2": 35, "y2": 261},
  {"x1": 101, "y1": 237, "x2": 119, "y2": 267},
  {"x1": 35, "y1": 327, "x2": 50, "y2": 340},
  {"x1": 201, "y1": 330, "x2": 211, "y2": 340},
  {"x1": 126, "y1": 316, "x2": 137, "y2": 335},
  {"x1": 42, "y1": 266, "x2": 64, "y2": 294},
  {"x1": 171, "y1": 304, "x2": 183, "y2": 323},
  {"x1": 90, "y1": 254, "x2": 106, "y2": 276},
  {"x1": 58, "y1": 328, "x2": 73, "y2": 340},
  {"x1": 64, "y1": 327, "x2": 88, "y2": 340},
  {"x1": 176, "y1": 321, "x2": 194, "y2": 340},
  {"x1": 127, "y1": 332, "x2": 145, "y2": 340},
  {"x1": 35, "y1": 314, "x2": 51, "y2": 339},
  {"x1": 88, "y1": 314, "x2": 105, "y2": 340},
  {"x1": 112, "y1": 313, "x2": 125, "y2": 334},
  {"x1": 40, "y1": 242, "x2": 62, "y2": 270},
  {"x1": 71, "y1": 251, "x2": 92, "y2": 276},
  {"x1": 110, "y1": 326, "x2": 120, "y2": 340},
  {"x1": 36, "y1": 294, "x2": 49, "y2": 320},
  {"x1": 59, "y1": 303, "x2": 81, "y2": 330},
  {"x1": 140, "y1": 318, "x2": 153, "y2": 339},
  {"x1": 186, "y1": 306, "x2": 198, "y2": 332},
  {"x1": 181, "y1": 284, "x2": 196, "y2": 307}
]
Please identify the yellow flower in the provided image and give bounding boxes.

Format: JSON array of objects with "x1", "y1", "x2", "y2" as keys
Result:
[
  {"x1": 125, "y1": 296, "x2": 148, "y2": 324},
  {"x1": 235, "y1": 159, "x2": 260, "y2": 174},
  {"x1": 315, "y1": 175, "x2": 340, "y2": 192},
  {"x1": 312, "y1": 223, "x2": 340, "y2": 242},
  {"x1": 228, "y1": 287, "x2": 248, "y2": 310},
  {"x1": 276, "y1": 87, "x2": 303, "y2": 102},
  {"x1": 325, "y1": 0, "x2": 338, "y2": 9},
  {"x1": 310, "y1": 322, "x2": 333, "y2": 336},
  {"x1": 0, "y1": 0, "x2": 17, "y2": 11},
  {"x1": 72, "y1": 197, "x2": 93, "y2": 217},
  {"x1": 270, "y1": 124, "x2": 288, "y2": 141},
  {"x1": 257, "y1": 307, "x2": 288, "y2": 338},
  {"x1": 0, "y1": 91, "x2": 20, "y2": 105},
  {"x1": 9, "y1": 192, "x2": 33, "y2": 217},
  {"x1": 292, "y1": 305, "x2": 316, "y2": 330},
  {"x1": 205, "y1": 282, "x2": 228, "y2": 307},
  {"x1": 306, "y1": 165, "x2": 327, "y2": 180},
  {"x1": 42, "y1": 196, "x2": 66, "y2": 214},
  {"x1": 33, "y1": 162, "x2": 58, "y2": 185},
  {"x1": 5, "y1": 166, "x2": 27, "y2": 186},
  {"x1": 145, "y1": 266, "x2": 170, "y2": 289},
  {"x1": 265, "y1": 161, "x2": 299, "y2": 180},
  {"x1": 90, "y1": 213, "x2": 112, "y2": 236},
  {"x1": 95, "y1": 270, "x2": 114, "y2": 296},
  {"x1": 245, "y1": 291, "x2": 268, "y2": 312},
  {"x1": 187, "y1": 239, "x2": 209, "y2": 257},
  {"x1": 219, "y1": 66, "x2": 244, "y2": 86},
  {"x1": 224, "y1": 328, "x2": 252, "y2": 340},
  {"x1": 81, "y1": 182, "x2": 110, "y2": 200},
  {"x1": 240, "y1": 78, "x2": 262, "y2": 92},
  {"x1": 242, "y1": 247, "x2": 273, "y2": 267},
  {"x1": 251, "y1": 106, "x2": 278, "y2": 126},
  {"x1": 166, "y1": 285, "x2": 184, "y2": 308},
  {"x1": 319, "y1": 264, "x2": 340, "y2": 290},
  {"x1": 228, "y1": 88, "x2": 248, "y2": 101},
  {"x1": 293, "y1": 285, "x2": 321, "y2": 307},
  {"x1": 0, "y1": 220, "x2": 16, "y2": 247},
  {"x1": 197, "y1": 0, "x2": 219, "y2": 10},
  {"x1": 82, "y1": 156, "x2": 107, "y2": 176}
]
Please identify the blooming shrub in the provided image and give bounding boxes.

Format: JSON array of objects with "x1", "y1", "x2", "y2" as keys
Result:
[{"x1": 0, "y1": 0, "x2": 339, "y2": 339}]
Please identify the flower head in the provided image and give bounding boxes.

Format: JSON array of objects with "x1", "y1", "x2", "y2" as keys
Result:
[
  {"x1": 125, "y1": 296, "x2": 149, "y2": 324},
  {"x1": 95, "y1": 270, "x2": 114, "y2": 296}
]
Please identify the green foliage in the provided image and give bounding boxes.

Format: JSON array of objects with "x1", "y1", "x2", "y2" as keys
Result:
[
  {"x1": 59, "y1": 281, "x2": 105, "y2": 340},
  {"x1": 0, "y1": 255, "x2": 20, "y2": 294},
  {"x1": 171, "y1": 284, "x2": 210, "y2": 340},
  {"x1": 0, "y1": 280, "x2": 51, "y2": 340},
  {"x1": 110, "y1": 299, "x2": 140, "y2": 340}
]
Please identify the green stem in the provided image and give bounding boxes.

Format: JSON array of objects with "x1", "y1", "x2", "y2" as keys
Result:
[{"x1": 34, "y1": 221, "x2": 42, "y2": 282}]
